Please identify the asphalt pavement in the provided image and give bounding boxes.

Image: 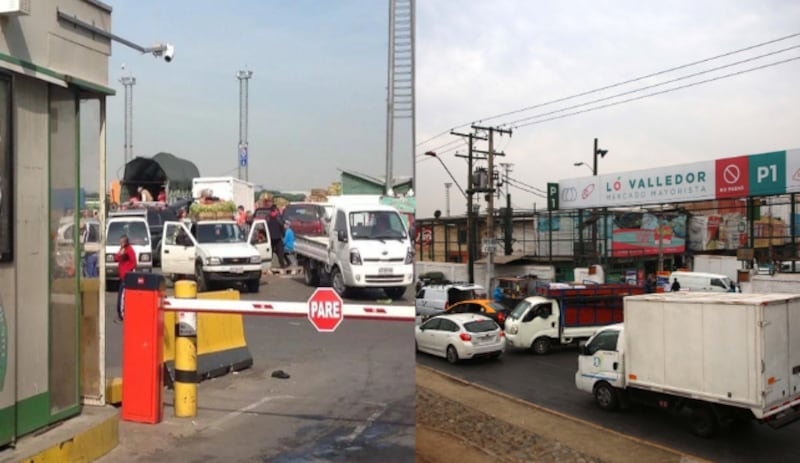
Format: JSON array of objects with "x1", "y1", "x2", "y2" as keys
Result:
[
  {"x1": 102, "y1": 270, "x2": 416, "y2": 462},
  {"x1": 415, "y1": 344, "x2": 800, "y2": 462}
]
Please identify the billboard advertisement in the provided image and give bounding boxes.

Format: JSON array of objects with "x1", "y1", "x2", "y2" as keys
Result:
[
  {"x1": 610, "y1": 212, "x2": 686, "y2": 257},
  {"x1": 558, "y1": 149, "x2": 800, "y2": 210}
]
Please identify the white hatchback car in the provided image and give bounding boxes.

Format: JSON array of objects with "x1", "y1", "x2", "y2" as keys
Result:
[{"x1": 415, "y1": 313, "x2": 505, "y2": 364}]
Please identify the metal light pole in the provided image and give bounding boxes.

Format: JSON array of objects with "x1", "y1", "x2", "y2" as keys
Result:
[
  {"x1": 119, "y1": 75, "x2": 136, "y2": 164},
  {"x1": 385, "y1": 0, "x2": 415, "y2": 196},
  {"x1": 237, "y1": 70, "x2": 253, "y2": 181},
  {"x1": 444, "y1": 182, "x2": 452, "y2": 217}
]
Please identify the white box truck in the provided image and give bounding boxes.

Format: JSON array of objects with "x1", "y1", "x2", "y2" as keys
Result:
[
  {"x1": 192, "y1": 177, "x2": 255, "y2": 211},
  {"x1": 295, "y1": 203, "x2": 414, "y2": 299},
  {"x1": 575, "y1": 292, "x2": 800, "y2": 437}
]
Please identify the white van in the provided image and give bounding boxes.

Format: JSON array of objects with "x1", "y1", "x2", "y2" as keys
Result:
[
  {"x1": 105, "y1": 216, "x2": 153, "y2": 282},
  {"x1": 668, "y1": 271, "x2": 734, "y2": 292},
  {"x1": 415, "y1": 283, "x2": 485, "y2": 319}
]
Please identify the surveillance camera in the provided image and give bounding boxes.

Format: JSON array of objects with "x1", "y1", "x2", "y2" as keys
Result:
[{"x1": 163, "y1": 44, "x2": 175, "y2": 62}]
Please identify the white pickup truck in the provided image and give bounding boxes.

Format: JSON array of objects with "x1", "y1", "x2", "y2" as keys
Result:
[
  {"x1": 160, "y1": 219, "x2": 271, "y2": 293},
  {"x1": 295, "y1": 204, "x2": 414, "y2": 298}
]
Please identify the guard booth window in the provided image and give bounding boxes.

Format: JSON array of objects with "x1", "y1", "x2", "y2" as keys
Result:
[{"x1": 48, "y1": 85, "x2": 80, "y2": 419}]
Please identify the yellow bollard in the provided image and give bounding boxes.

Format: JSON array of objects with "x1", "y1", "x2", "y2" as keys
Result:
[{"x1": 174, "y1": 280, "x2": 198, "y2": 417}]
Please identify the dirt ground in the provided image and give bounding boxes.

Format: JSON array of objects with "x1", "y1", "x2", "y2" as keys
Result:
[{"x1": 415, "y1": 365, "x2": 709, "y2": 463}]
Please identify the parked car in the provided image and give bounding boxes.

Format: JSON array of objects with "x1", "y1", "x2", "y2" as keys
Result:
[
  {"x1": 415, "y1": 283, "x2": 485, "y2": 319},
  {"x1": 443, "y1": 299, "x2": 511, "y2": 328},
  {"x1": 415, "y1": 313, "x2": 505, "y2": 364},
  {"x1": 282, "y1": 202, "x2": 332, "y2": 236}
]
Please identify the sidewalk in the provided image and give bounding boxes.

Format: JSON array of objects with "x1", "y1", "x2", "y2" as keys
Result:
[
  {"x1": 416, "y1": 365, "x2": 710, "y2": 463},
  {"x1": 0, "y1": 405, "x2": 118, "y2": 463}
]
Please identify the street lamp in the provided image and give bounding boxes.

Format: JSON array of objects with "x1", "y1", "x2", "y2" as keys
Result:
[
  {"x1": 424, "y1": 151, "x2": 467, "y2": 200},
  {"x1": 573, "y1": 162, "x2": 594, "y2": 175},
  {"x1": 593, "y1": 138, "x2": 608, "y2": 177}
]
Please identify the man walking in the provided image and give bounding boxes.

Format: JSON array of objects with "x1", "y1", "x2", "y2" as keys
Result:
[
  {"x1": 113, "y1": 234, "x2": 137, "y2": 321},
  {"x1": 267, "y1": 206, "x2": 289, "y2": 268}
]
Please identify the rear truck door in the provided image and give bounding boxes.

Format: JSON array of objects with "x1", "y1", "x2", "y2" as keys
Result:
[
  {"x1": 577, "y1": 328, "x2": 624, "y2": 390},
  {"x1": 248, "y1": 219, "x2": 271, "y2": 263},
  {"x1": 763, "y1": 301, "x2": 791, "y2": 409},
  {"x1": 161, "y1": 221, "x2": 197, "y2": 275}
]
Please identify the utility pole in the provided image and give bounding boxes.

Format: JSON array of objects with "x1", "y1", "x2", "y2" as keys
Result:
[
  {"x1": 119, "y1": 74, "x2": 136, "y2": 164},
  {"x1": 452, "y1": 131, "x2": 487, "y2": 284},
  {"x1": 499, "y1": 162, "x2": 514, "y2": 255},
  {"x1": 444, "y1": 182, "x2": 452, "y2": 217},
  {"x1": 472, "y1": 125, "x2": 512, "y2": 293},
  {"x1": 237, "y1": 70, "x2": 253, "y2": 181}
]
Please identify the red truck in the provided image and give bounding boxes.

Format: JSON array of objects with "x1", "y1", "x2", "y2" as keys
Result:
[{"x1": 503, "y1": 283, "x2": 645, "y2": 354}]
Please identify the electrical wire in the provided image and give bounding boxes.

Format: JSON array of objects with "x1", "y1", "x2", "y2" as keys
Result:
[
  {"x1": 415, "y1": 31, "x2": 800, "y2": 147},
  {"x1": 507, "y1": 176, "x2": 548, "y2": 194},
  {"x1": 513, "y1": 55, "x2": 800, "y2": 129},
  {"x1": 500, "y1": 44, "x2": 800, "y2": 128}
]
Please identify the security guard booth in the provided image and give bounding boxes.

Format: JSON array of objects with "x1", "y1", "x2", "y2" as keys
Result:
[{"x1": 0, "y1": 0, "x2": 112, "y2": 445}]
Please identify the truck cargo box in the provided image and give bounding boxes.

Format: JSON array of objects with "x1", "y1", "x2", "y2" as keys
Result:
[
  {"x1": 623, "y1": 292, "x2": 800, "y2": 419},
  {"x1": 535, "y1": 283, "x2": 644, "y2": 327}
]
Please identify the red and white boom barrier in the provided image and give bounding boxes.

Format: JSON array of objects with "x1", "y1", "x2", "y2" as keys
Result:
[{"x1": 162, "y1": 287, "x2": 414, "y2": 332}]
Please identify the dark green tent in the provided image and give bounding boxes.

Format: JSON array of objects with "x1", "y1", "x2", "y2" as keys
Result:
[{"x1": 122, "y1": 152, "x2": 200, "y2": 197}]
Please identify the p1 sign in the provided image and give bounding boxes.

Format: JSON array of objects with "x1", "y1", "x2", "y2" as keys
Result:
[{"x1": 748, "y1": 151, "x2": 785, "y2": 196}]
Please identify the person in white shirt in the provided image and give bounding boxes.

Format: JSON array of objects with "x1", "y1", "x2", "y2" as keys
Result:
[{"x1": 138, "y1": 186, "x2": 153, "y2": 202}]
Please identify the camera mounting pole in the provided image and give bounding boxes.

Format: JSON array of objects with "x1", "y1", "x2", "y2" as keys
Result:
[{"x1": 56, "y1": 9, "x2": 174, "y2": 59}]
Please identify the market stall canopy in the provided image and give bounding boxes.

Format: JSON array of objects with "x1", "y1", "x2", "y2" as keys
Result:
[{"x1": 122, "y1": 152, "x2": 200, "y2": 196}]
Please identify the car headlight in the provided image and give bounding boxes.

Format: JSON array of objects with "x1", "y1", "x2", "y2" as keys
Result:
[
  {"x1": 206, "y1": 257, "x2": 221, "y2": 265},
  {"x1": 404, "y1": 246, "x2": 415, "y2": 264},
  {"x1": 508, "y1": 325, "x2": 518, "y2": 335},
  {"x1": 250, "y1": 256, "x2": 260, "y2": 264},
  {"x1": 139, "y1": 253, "x2": 151, "y2": 263},
  {"x1": 106, "y1": 254, "x2": 115, "y2": 263},
  {"x1": 350, "y1": 249, "x2": 362, "y2": 265}
]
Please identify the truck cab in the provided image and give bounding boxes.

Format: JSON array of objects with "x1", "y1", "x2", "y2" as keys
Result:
[
  {"x1": 504, "y1": 296, "x2": 562, "y2": 354},
  {"x1": 575, "y1": 324, "x2": 626, "y2": 407},
  {"x1": 295, "y1": 204, "x2": 414, "y2": 299},
  {"x1": 160, "y1": 219, "x2": 270, "y2": 293}
]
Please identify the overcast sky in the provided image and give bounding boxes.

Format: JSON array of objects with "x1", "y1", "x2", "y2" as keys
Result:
[
  {"x1": 88, "y1": 1, "x2": 412, "y2": 193},
  {"x1": 415, "y1": 0, "x2": 800, "y2": 218}
]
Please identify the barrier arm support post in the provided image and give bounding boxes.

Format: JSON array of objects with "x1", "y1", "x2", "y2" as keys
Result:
[{"x1": 174, "y1": 280, "x2": 198, "y2": 417}]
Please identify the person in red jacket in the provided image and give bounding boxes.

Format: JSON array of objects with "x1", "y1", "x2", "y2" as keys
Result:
[{"x1": 114, "y1": 234, "x2": 137, "y2": 321}]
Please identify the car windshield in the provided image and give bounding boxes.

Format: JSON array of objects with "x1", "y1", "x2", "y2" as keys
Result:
[
  {"x1": 195, "y1": 223, "x2": 245, "y2": 244},
  {"x1": 508, "y1": 300, "x2": 532, "y2": 320},
  {"x1": 284, "y1": 205, "x2": 320, "y2": 222},
  {"x1": 464, "y1": 320, "x2": 498, "y2": 333},
  {"x1": 487, "y1": 302, "x2": 507, "y2": 313},
  {"x1": 108, "y1": 221, "x2": 149, "y2": 246},
  {"x1": 349, "y1": 211, "x2": 407, "y2": 240}
]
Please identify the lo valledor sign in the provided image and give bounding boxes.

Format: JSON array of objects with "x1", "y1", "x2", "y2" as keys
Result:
[{"x1": 558, "y1": 149, "x2": 800, "y2": 210}]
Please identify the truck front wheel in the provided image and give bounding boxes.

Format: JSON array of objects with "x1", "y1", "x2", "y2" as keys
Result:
[
  {"x1": 594, "y1": 382, "x2": 620, "y2": 411},
  {"x1": 195, "y1": 263, "x2": 208, "y2": 292},
  {"x1": 330, "y1": 267, "x2": 351, "y2": 298},
  {"x1": 688, "y1": 405, "x2": 719, "y2": 438},
  {"x1": 531, "y1": 337, "x2": 551, "y2": 355}
]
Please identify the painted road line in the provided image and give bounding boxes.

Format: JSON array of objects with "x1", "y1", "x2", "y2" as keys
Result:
[
  {"x1": 337, "y1": 403, "x2": 388, "y2": 444},
  {"x1": 206, "y1": 395, "x2": 296, "y2": 431}
]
